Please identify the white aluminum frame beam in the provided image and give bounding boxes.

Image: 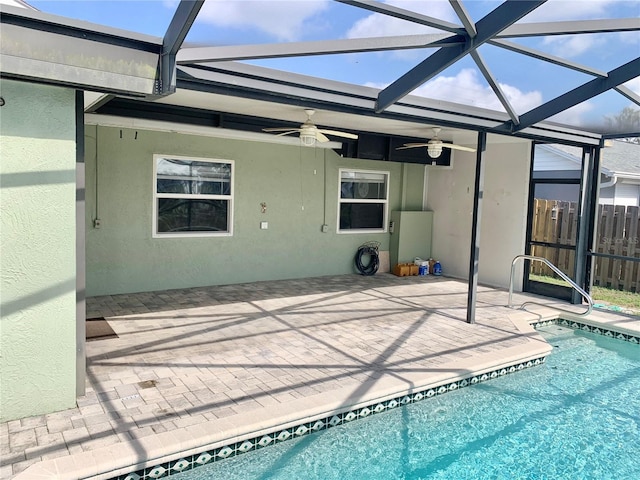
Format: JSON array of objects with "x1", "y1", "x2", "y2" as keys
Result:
[
  {"x1": 0, "y1": 5, "x2": 160, "y2": 95},
  {"x1": 498, "y1": 18, "x2": 640, "y2": 38},
  {"x1": 489, "y1": 39, "x2": 608, "y2": 77},
  {"x1": 615, "y1": 85, "x2": 640, "y2": 107},
  {"x1": 177, "y1": 34, "x2": 458, "y2": 64},
  {"x1": 449, "y1": 0, "x2": 477, "y2": 38}
]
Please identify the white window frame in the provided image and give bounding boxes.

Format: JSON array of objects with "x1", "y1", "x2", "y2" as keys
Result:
[
  {"x1": 152, "y1": 154, "x2": 234, "y2": 238},
  {"x1": 337, "y1": 168, "x2": 390, "y2": 234}
]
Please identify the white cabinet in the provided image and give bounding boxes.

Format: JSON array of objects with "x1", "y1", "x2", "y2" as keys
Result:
[{"x1": 389, "y1": 211, "x2": 433, "y2": 267}]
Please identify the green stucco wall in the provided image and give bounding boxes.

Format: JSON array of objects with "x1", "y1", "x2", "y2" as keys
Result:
[
  {"x1": 85, "y1": 126, "x2": 425, "y2": 296},
  {"x1": 400, "y1": 162, "x2": 426, "y2": 210},
  {"x1": 0, "y1": 80, "x2": 77, "y2": 421}
]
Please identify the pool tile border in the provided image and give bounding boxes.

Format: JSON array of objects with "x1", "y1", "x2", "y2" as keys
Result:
[
  {"x1": 531, "y1": 318, "x2": 640, "y2": 344},
  {"x1": 113, "y1": 356, "x2": 547, "y2": 480}
]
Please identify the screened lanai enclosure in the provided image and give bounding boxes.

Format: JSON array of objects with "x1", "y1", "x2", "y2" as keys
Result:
[
  {"x1": 1, "y1": 0, "x2": 639, "y2": 422},
  {"x1": 70, "y1": 0, "x2": 640, "y2": 314}
]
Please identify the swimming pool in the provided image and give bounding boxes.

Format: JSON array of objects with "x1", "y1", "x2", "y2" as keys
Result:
[{"x1": 171, "y1": 325, "x2": 639, "y2": 479}]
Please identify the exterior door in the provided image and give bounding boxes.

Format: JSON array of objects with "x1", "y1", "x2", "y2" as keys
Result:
[{"x1": 524, "y1": 179, "x2": 581, "y2": 301}]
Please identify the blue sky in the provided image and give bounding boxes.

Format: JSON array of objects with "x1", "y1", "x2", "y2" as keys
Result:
[{"x1": 28, "y1": 0, "x2": 640, "y2": 130}]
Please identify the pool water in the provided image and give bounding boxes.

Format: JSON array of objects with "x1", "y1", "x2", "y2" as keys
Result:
[{"x1": 174, "y1": 326, "x2": 640, "y2": 479}]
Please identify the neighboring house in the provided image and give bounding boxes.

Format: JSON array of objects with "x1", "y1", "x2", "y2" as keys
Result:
[{"x1": 534, "y1": 141, "x2": 640, "y2": 206}]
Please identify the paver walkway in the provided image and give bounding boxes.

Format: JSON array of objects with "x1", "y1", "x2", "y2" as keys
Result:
[{"x1": 2, "y1": 273, "x2": 635, "y2": 478}]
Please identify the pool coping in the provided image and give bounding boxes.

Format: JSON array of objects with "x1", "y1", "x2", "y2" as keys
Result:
[{"x1": 15, "y1": 308, "x2": 639, "y2": 480}]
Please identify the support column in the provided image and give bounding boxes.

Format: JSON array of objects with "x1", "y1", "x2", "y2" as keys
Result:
[
  {"x1": 76, "y1": 90, "x2": 86, "y2": 396},
  {"x1": 573, "y1": 144, "x2": 600, "y2": 304},
  {"x1": 466, "y1": 132, "x2": 487, "y2": 324}
]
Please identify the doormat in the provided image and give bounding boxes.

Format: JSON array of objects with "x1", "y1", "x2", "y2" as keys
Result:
[{"x1": 86, "y1": 317, "x2": 118, "y2": 341}]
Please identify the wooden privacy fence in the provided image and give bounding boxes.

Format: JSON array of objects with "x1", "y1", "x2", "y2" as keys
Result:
[
  {"x1": 530, "y1": 199, "x2": 577, "y2": 280},
  {"x1": 531, "y1": 199, "x2": 640, "y2": 292}
]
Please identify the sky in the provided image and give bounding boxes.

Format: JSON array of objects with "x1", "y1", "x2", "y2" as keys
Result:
[{"x1": 25, "y1": 0, "x2": 640, "y2": 131}]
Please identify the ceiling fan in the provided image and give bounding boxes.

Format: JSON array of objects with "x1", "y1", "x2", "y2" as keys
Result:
[
  {"x1": 262, "y1": 109, "x2": 358, "y2": 146},
  {"x1": 397, "y1": 127, "x2": 476, "y2": 158}
]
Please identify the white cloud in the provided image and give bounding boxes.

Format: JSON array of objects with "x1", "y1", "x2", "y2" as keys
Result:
[
  {"x1": 410, "y1": 69, "x2": 598, "y2": 126},
  {"x1": 549, "y1": 102, "x2": 595, "y2": 126},
  {"x1": 618, "y1": 30, "x2": 640, "y2": 45},
  {"x1": 542, "y1": 34, "x2": 606, "y2": 58},
  {"x1": 346, "y1": 0, "x2": 457, "y2": 38},
  {"x1": 523, "y1": 0, "x2": 636, "y2": 58},
  {"x1": 408, "y1": 68, "x2": 593, "y2": 125},
  {"x1": 523, "y1": 0, "x2": 618, "y2": 22},
  {"x1": 497, "y1": 83, "x2": 544, "y2": 113},
  {"x1": 365, "y1": 69, "x2": 542, "y2": 115},
  {"x1": 195, "y1": 0, "x2": 330, "y2": 42},
  {"x1": 398, "y1": 68, "x2": 542, "y2": 113},
  {"x1": 528, "y1": 0, "x2": 622, "y2": 57},
  {"x1": 623, "y1": 77, "x2": 640, "y2": 95}
]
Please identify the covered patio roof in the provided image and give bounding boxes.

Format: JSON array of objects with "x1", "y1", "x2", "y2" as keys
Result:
[{"x1": 2, "y1": 0, "x2": 638, "y2": 145}]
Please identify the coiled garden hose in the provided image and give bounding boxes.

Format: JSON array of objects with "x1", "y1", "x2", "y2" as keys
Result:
[{"x1": 355, "y1": 242, "x2": 380, "y2": 276}]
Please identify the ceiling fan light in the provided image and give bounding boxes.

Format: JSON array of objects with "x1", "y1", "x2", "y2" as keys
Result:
[
  {"x1": 300, "y1": 131, "x2": 316, "y2": 147},
  {"x1": 427, "y1": 145, "x2": 442, "y2": 158}
]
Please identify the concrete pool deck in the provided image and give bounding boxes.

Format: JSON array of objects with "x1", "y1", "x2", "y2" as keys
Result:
[{"x1": 3, "y1": 274, "x2": 639, "y2": 479}]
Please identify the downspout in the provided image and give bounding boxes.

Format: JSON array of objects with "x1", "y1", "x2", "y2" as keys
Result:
[{"x1": 599, "y1": 174, "x2": 617, "y2": 189}]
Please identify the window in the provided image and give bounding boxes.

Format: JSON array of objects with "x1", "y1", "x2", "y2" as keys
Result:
[
  {"x1": 153, "y1": 155, "x2": 233, "y2": 237},
  {"x1": 338, "y1": 169, "x2": 389, "y2": 233}
]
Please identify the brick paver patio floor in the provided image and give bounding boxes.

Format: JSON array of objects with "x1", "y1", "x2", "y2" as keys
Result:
[{"x1": 1, "y1": 273, "x2": 610, "y2": 477}]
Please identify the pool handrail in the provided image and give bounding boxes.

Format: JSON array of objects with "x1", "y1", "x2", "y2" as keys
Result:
[{"x1": 508, "y1": 254, "x2": 593, "y2": 317}]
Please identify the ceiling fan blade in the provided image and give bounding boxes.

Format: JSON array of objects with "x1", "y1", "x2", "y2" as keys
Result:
[
  {"x1": 316, "y1": 132, "x2": 330, "y2": 143},
  {"x1": 396, "y1": 143, "x2": 430, "y2": 150},
  {"x1": 273, "y1": 131, "x2": 300, "y2": 137},
  {"x1": 445, "y1": 144, "x2": 476, "y2": 152},
  {"x1": 317, "y1": 129, "x2": 358, "y2": 140},
  {"x1": 262, "y1": 127, "x2": 302, "y2": 133}
]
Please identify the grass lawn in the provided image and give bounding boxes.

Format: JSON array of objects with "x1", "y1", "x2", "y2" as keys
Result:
[{"x1": 529, "y1": 274, "x2": 640, "y2": 315}]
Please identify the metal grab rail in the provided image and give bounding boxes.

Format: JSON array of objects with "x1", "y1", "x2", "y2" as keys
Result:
[{"x1": 508, "y1": 255, "x2": 593, "y2": 317}]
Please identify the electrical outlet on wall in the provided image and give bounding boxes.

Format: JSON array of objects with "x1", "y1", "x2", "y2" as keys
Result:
[{"x1": 93, "y1": 218, "x2": 102, "y2": 229}]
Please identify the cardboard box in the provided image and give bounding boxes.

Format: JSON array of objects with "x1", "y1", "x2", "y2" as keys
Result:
[
  {"x1": 393, "y1": 263, "x2": 411, "y2": 276},
  {"x1": 393, "y1": 263, "x2": 420, "y2": 276}
]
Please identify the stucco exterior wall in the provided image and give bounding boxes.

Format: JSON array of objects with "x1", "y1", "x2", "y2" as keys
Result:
[
  {"x1": 425, "y1": 139, "x2": 531, "y2": 289},
  {"x1": 85, "y1": 126, "x2": 417, "y2": 296},
  {"x1": 0, "y1": 79, "x2": 77, "y2": 421}
]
